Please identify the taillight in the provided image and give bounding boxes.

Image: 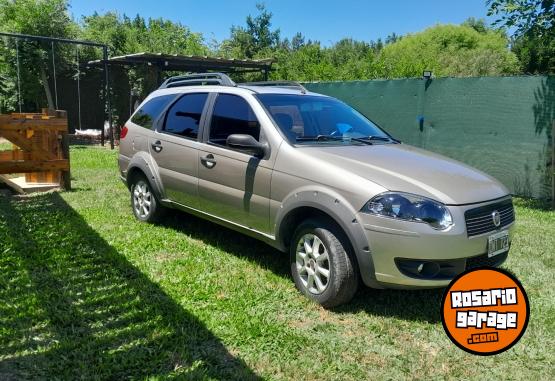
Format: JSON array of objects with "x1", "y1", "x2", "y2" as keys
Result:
[{"x1": 120, "y1": 125, "x2": 129, "y2": 139}]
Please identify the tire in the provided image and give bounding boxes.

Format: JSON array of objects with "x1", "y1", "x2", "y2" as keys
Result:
[
  {"x1": 130, "y1": 175, "x2": 165, "y2": 223},
  {"x1": 290, "y1": 218, "x2": 359, "y2": 308}
]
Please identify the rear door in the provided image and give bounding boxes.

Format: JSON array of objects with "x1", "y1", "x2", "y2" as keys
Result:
[
  {"x1": 197, "y1": 93, "x2": 272, "y2": 233},
  {"x1": 149, "y1": 92, "x2": 209, "y2": 208}
]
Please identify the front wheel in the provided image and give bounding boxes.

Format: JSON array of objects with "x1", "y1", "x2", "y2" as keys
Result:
[
  {"x1": 130, "y1": 176, "x2": 165, "y2": 223},
  {"x1": 290, "y1": 219, "x2": 359, "y2": 308}
]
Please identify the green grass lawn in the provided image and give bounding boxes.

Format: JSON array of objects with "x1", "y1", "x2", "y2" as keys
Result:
[{"x1": 1, "y1": 146, "x2": 553, "y2": 380}]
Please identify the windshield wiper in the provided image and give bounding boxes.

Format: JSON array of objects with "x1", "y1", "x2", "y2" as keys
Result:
[
  {"x1": 362, "y1": 135, "x2": 401, "y2": 143},
  {"x1": 295, "y1": 135, "x2": 373, "y2": 145}
]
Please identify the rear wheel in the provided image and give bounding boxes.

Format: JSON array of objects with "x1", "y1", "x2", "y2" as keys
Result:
[
  {"x1": 290, "y1": 219, "x2": 359, "y2": 308},
  {"x1": 130, "y1": 176, "x2": 165, "y2": 223}
]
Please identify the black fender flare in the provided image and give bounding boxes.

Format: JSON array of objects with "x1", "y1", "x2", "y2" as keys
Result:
[
  {"x1": 274, "y1": 186, "x2": 380, "y2": 288},
  {"x1": 126, "y1": 152, "x2": 166, "y2": 200}
]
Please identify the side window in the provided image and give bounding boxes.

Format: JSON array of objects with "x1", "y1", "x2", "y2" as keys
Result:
[
  {"x1": 163, "y1": 93, "x2": 208, "y2": 139},
  {"x1": 131, "y1": 95, "x2": 174, "y2": 129},
  {"x1": 209, "y1": 94, "x2": 260, "y2": 145}
]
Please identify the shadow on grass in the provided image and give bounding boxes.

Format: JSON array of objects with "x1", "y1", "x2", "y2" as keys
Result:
[
  {"x1": 0, "y1": 193, "x2": 260, "y2": 380},
  {"x1": 159, "y1": 210, "x2": 443, "y2": 323}
]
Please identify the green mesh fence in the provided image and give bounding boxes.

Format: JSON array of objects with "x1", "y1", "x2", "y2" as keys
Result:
[{"x1": 304, "y1": 76, "x2": 555, "y2": 200}]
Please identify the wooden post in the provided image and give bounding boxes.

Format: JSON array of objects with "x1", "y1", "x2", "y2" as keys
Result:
[
  {"x1": 60, "y1": 131, "x2": 70, "y2": 190},
  {"x1": 59, "y1": 110, "x2": 71, "y2": 191},
  {"x1": 552, "y1": 120, "x2": 554, "y2": 210}
]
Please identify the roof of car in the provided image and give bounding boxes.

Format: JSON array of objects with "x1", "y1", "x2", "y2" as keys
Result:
[
  {"x1": 153, "y1": 72, "x2": 326, "y2": 98},
  {"x1": 151, "y1": 84, "x2": 325, "y2": 98},
  {"x1": 237, "y1": 85, "x2": 323, "y2": 96}
]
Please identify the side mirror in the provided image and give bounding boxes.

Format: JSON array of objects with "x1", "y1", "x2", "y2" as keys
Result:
[{"x1": 226, "y1": 134, "x2": 268, "y2": 158}]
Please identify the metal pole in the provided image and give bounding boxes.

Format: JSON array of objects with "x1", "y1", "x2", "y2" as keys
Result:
[
  {"x1": 0, "y1": 31, "x2": 106, "y2": 48},
  {"x1": 100, "y1": 48, "x2": 106, "y2": 146},
  {"x1": 76, "y1": 47, "x2": 82, "y2": 130},
  {"x1": 15, "y1": 40, "x2": 22, "y2": 113},
  {"x1": 51, "y1": 41, "x2": 58, "y2": 109},
  {"x1": 104, "y1": 46, "x2": 114, "y2": 149}
]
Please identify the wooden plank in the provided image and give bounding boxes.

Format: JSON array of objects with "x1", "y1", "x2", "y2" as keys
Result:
[
  {"x1": 0, "y1": 115, "x2": 67, "y2": 131},
  {"x1": 0, "y1": 174, "x2": 25, "y2": 194},
  {"x1": 1, "y1": 175, "x2": 60, "y2": 194},
  {"x1": 9, "y1": 114, "x2": 56, "y2": 120},
  {"x1": 0, "y1": 147, "x2": 24, "y2": 160},
  {"x1": 0, "y1": 130, "x2": 58, "y2": 160},
  {"x1": 0, "y1": 159, "x2": 69, "y2": 174}
]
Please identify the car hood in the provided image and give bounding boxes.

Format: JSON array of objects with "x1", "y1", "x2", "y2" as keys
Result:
[{"x1": 299, "y1": 143, "x2": 509, "y2": 205}]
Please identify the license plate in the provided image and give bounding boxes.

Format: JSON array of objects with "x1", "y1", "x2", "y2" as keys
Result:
[{"x1": 488, "y1": 230, "x2": 509, "y2": 257}]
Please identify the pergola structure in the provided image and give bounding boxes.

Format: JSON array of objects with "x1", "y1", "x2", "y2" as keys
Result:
[
  {"x1": 0, "y1": 32, "x2": 274, "y2": 151},
  {"x1": 88, "y1": 52, "x2": 274, "y2": 85}
]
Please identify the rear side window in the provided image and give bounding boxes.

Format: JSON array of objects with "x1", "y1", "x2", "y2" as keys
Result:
[
  {"x1": 131, "y1": 94, "x2": 174, "y2": 129},
  {"x1": 163, "y1": 93, "x2": 208, "y2": 139},
  {"x1": 209, "y1": 94, "x2": 260, "y2": 145}
]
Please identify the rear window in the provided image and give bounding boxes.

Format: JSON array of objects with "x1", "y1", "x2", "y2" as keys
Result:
[
  {"x1": 131, "y1": 94, "x2": 175, "y2": 129},
  {"x1": 163, "y1": 93, "x2": 208, "y2": 139}
]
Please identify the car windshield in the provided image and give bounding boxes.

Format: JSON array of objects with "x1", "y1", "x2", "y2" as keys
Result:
[{"x1": 257, "y1": 94, "x2": 395, "y2": 145}]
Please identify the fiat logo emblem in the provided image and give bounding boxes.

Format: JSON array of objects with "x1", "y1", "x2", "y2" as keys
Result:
[{"x1": 492, "y1": 210, "x2": 501, "y2": 227}]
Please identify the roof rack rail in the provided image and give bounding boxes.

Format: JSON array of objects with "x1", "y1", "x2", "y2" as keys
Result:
[
  {"x1": 240, "y1": 80, "x2": 307, "y2": 94},
  {"x1": 159, "y1": 72, "x2": 236, "y2": 89}
]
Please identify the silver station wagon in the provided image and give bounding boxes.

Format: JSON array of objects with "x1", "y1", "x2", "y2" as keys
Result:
[{"x1": 118, "y1": 73, "x2": 515, "y2": 307}]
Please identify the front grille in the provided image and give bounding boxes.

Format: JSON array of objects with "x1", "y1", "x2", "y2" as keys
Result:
[
  {"x1": 466, "y1": 251, "x2": 508, "y2": 270},
  {"x1": 464, "y1": 199, "x2": 514, "y2": 237}
]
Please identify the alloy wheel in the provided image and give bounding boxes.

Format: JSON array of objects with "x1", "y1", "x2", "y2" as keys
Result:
[
  {"x1": 133, "y1": 180, "x2": 152, "y2": 218},
  {"x1": 295, "y1": 233, "x2": 331, "y2": 294}
]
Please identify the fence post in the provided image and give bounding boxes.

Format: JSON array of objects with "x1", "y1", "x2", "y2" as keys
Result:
[
  {"x1": 58, "y1": 109, "x2": 71, "y2": 191},
  {"x1": 552, "y1": 120, "x2": 554, "y2": 210},
  {"x1": 60, "y1": 131, "x2": 71, "y2": 191}
]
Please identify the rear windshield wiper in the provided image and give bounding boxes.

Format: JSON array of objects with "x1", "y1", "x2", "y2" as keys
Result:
[{"x1": 295, "y1": 135, "x2": 373, "y2": 145}]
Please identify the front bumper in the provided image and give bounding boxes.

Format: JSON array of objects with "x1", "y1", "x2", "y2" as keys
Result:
[{"x1": 357, "y1": 197, "x2": 514, "y2": 288}]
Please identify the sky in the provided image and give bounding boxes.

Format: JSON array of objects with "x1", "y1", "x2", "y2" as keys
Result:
[{"x1": 69, "y1": 0, "x2": 495, "y2": 46}]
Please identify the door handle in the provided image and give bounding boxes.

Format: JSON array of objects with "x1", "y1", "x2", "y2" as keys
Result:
[
  {"x1": 200, "y1": 154, "x2": 217, "y2": 169},
  {"x1": 151, "y1": 140, "x2": 163, "y2": 153}
]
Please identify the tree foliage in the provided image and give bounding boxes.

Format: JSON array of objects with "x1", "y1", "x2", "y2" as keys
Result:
[
  {"x1": 80, "y1": 13, "x2": 207, "y2": 57},
  {"x1": 487, "y1": 0, "x2": 554, "y2": 73},
  {"x1": 0, "y1": 1, "x2": 530, "y2": 115},
  {"x1": 0, "y1": 0, "x2": 76, "y2": 110},
  {"x1": 377, "y1": 24, "x2": 519, "y2": 78},
  {"x1": 487, "y1": 0, "x2": 554, "y2": 36},
  {"x1": 221, "y1": 3, "x2": 280, "y2": 59}
]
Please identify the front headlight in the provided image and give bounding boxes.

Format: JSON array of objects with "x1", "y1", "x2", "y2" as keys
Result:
[{"x1": 363, "y1": 192, "x2": 453, "y2": 230}]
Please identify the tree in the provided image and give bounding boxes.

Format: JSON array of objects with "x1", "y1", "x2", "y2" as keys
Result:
[
  {"x1": 291, "y1": 32, "x2": 305, "y2": 51},
  {"x1": 462, "y1": 17, "x2": 489, "y2": 34},
  {"x1": 224, "y1": 3, "x2": 280, "y2": 58},
  {"x1": 487, "y1": 0, "x2": 554, "y2": 36},
  {"x1": 0, "y1": 0, "x2": 76, "y2": 110},
  {"x1": 376, "y1": 24, "x2": 519, "y2": 78},
  {"x1": 487, "y1": 0, "x2": 554, "y2": 73},
  {"x1": 79, "y1": 12, "x2": 209, "y2": 125}
]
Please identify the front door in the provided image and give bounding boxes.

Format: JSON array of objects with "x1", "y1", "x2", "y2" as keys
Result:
[{"x1": 198, "y1": 93, "x2": 272, "y2": 233}]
